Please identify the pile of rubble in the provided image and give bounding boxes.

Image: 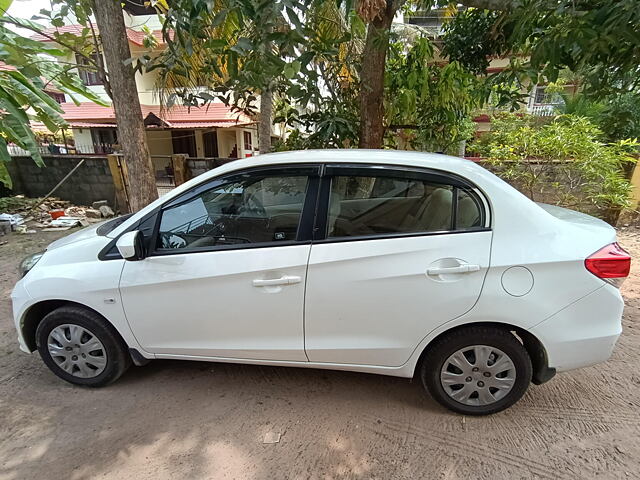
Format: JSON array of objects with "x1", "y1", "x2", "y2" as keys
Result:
[{"x1": 0, "y1": 195, "x2": 115, "y2": 234}]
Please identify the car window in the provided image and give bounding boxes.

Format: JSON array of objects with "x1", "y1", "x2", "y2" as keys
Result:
[
  {"x1": 157, "y1": 174, "x2": 309, "y2": 250},
  {"x1": 457, "y1": 188, "x2": 483, "y2": 229},
  {"x1": 327, "y1": 174, "x2": 483, "y2": 238}
]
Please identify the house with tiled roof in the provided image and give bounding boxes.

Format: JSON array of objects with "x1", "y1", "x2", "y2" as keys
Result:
[{"x1": 29, "y1": 5, "x2": 261, "y2": 176}]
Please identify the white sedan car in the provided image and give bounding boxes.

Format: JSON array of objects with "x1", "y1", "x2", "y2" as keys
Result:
[{"x1": 12, "y1": 150, "x2": 629, "y2": 415}]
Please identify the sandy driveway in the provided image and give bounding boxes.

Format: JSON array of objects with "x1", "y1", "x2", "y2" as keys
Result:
[{"x1": 0, "y1": 229, "x2": 639, "y2": 480}]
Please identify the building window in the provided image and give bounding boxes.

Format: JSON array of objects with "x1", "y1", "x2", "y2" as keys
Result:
[
  {"x1": 203, "y1": 130, "x2": 219, "y2": 157},
  {"x1": 243, "y1": 131, "x2": 252, "y2": 151},
  {"x1": 46, "y1": 91, "x2": 65, "y2": 104},
  {"x1": 76, "y1": 53, "x2": 103, "y2": 86},
  {"x1": 171, "y1": 130, "x2": 197, "y2": 157},
  {"x1": 91, "y1": 128, "x2": 117, "y2": 154},
  {"x1": 533, "y1": 86, "x2": 562, "y2": 105}
]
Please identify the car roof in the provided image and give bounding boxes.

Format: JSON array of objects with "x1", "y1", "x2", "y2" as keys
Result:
[{"x1": 225, "y1": 149, "x2": 474, "y2": 171}]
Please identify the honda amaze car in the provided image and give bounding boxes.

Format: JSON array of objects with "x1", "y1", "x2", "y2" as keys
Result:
[{"x1": 11, "y1": 150, "x2": 629, "y2": 415}]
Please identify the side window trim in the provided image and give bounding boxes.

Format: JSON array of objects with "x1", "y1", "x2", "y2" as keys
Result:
[
  {"x1": 149, "y1": 165, "x2": 322, "y2": 256},
  {"x1": 313, "y1": 164, "x2": 490, "y2": 242}
]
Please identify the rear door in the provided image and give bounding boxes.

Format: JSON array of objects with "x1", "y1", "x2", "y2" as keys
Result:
[{"x1": 304, "y1": 164, "x2": 492, "y2": 367}]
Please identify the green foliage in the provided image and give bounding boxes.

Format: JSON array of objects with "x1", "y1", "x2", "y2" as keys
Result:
[
  {"x1": 599, "y1": 94, "x2": 640, "y2": 145},
  {"x1": 0, "y1": 3, "x2": 107, "y2": 187},
  {"x1": 557, "y1": 92, "x2": 640, "y2": 146},
  {"x1": 469, "y1": 113, "x2": 636, "y2": 219},
  {"x1": 385, "y1": 35, "x2": 481, "y2": 153},
  {"x1": 441, "y1": 9, "x2": 507, "y2": 76},
  {"x1": 151, "y1": 0, "x2": 316, "y2": 112},
  {"x1": 0, "y1": 195, "x2": 39, "y2": 213},
  {"x1": 443, "y1": 1, "x2": 640, "y2": 103}
]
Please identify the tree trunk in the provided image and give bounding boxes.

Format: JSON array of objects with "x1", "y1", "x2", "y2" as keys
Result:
[
  {"x1": 92, "y1": 0, "x2": 158, "y2": 212},
  {"x1": 358, "y1": 4, "x2": 395, "y2": 149},
  {"x1": 259, "y1": 88, "x2": 273, "y2": 154}
]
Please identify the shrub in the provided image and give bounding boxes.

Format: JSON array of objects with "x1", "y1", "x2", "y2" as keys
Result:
[{"x1": 468, "y1": 113, "x2": 637, "y2": 223}]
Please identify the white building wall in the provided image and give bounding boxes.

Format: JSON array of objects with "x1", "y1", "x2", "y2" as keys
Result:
[
  {"x1": 146, "y1": 130, "x2": 173, "y2": 157},
  {"x1": 71, "y1": 128, "x2": 94, "y2": 153}
]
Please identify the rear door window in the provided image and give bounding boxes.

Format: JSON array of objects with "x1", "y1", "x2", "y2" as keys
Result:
[{"x1": 326, "y1": 172, "x2": 484, "y2": 238}]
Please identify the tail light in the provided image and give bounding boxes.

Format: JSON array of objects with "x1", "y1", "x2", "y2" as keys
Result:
[{"x1": 585, "y1": 242, "x2": 631, "y2": 287}]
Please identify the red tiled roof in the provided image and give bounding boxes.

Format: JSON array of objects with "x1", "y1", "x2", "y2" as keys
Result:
[
  {"x1": 60, "y1": 102, "x2": 254, "y2": 129},
  {"x1": 30, "y1": 25, "x2": 167, "y2": 46},
  {"x1": 0, "y1": 62, "x2": 17, "y2": 71}
]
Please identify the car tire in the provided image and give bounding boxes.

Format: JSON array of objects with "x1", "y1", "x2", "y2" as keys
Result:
[
  {"x1": 420, "y1": 325, "x2": 532, "y2": 415},
  {"x1": 36, "y1": 306, "x2": 130, "y2": 387}
]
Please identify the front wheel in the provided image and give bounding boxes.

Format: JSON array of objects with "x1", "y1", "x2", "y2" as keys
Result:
[
  {"x1": 36, "y1": 306, "x2": 130, "y2": 387},
  {"x1": 420, "y1": 326, "x2": 532, "y2": 415}
]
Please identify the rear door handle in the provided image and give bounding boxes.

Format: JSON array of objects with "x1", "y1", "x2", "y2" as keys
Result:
[
  {"x1": 427, "y1": 264, "x2": 480, "y2": 275},
  {"x1": 252, "y1": 276, "x2": 302, "y2": 287}
]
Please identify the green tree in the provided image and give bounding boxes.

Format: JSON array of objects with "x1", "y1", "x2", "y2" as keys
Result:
[
  {"x1": 0, "y1": 0, "x2": 106, "y2": 186},
  {"x1": 443, "y1": 1, "x2": 640, "y2": 98},
  {"x1": 3, "y1": 0, "x2": 159, "y2": 210},
  {"x1": 151, "y1": 0, "x2": 312, "y2": 154},
  {"x1": 385, "y1": 36, "x2": 481, "y2": 152}
]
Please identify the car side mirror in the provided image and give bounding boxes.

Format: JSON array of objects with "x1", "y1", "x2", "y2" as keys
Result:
[{"x1": 116, "y1": 231, "x2": 146, "y2": 261}]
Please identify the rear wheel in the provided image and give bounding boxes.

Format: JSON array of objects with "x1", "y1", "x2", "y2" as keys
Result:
[
  {"x1": 36, "y1": 306, "x2": 130, "y2": 387},
  {"x1": 420, "y1": 326, "x2": 532, "y2": 415}
]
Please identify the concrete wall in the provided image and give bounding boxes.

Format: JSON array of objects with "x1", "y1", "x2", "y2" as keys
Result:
[
  {"x1": 186, "y1": 158, "x2": 238, "y2": 179},
  {"x1": 7, "y1": 155, "x2": 116, "y2": 207}
]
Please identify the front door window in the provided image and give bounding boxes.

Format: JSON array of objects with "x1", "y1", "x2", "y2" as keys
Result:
[{"x1": 157, "y1": 173, "x2": 310, "y2": 251}]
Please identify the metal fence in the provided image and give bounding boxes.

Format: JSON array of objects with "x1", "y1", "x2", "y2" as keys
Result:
[{"x1": 7, "y1": 143, "x2": 113, "y2": 156}]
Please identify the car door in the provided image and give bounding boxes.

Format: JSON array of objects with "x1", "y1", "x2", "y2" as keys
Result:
[
  {"x1": 119, "y1": 165, "x2": 320, "y2": 361},
  {"x1": 304, "y1": 164, "x2": 492, "y2": 367}
]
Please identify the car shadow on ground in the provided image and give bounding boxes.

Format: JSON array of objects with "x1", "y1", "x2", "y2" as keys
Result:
[{"x1": 119, "y1": 358, "x2": 438, "y2": 410}]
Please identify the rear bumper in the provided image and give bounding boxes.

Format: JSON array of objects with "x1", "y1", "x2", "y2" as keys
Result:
[{"x1": 529, "y1": 284, "x2": 623, "y2": 372}]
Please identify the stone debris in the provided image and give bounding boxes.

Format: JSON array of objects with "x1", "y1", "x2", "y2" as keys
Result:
[
  {"x1": 99, "y1": 205, "x2": 115, "y2": 218},
  {"x1": 0, "y1": 195, "x2": 115, "y2": 232},
  {"x1": 263, "y1": 432, "x2": 281, "y2": 444},
  {"x1": 84, "y1": 208, "x2": 102, "y2": 219}
]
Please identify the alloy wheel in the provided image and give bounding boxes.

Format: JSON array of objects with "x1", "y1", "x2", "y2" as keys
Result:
[
  {"x1": 47, "y1": 324, "x2": 107, "y2": 378},
  {"x1": 440, "y1": 345, "x2": 516, "y2": 406}
]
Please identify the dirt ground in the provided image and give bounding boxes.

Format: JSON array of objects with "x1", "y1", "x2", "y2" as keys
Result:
[{"x1": 0, "y1": 229, "x2": 639, "y2": 480}]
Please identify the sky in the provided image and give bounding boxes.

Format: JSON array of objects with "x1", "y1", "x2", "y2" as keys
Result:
[{"x1": 8, "y1": 0, "x2": 55, "y2": 21}]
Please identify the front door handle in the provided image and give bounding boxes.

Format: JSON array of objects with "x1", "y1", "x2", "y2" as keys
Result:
[
  {"x1": 252, "y1": 276, "x2": 302, "y2": 287},
  {"x1": 427, "y1": 264, "x2": 480, "y2": 275}
]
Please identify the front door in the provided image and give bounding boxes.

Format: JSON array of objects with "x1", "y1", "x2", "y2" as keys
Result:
[
  {"x1": 304, "y1": 165, "x2": 492, "y2": 367},
  {"x1": 119, "y1": 165, "x2": 319, "y2": 361}
]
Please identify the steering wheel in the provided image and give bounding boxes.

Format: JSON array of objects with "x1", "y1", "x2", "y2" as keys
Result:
[
  {"x1": 240, "y1": 192, "x2": 267, "y2": 217},
  {"x1": 160, "y1": 231, "x2": 188, "y2": 249}
]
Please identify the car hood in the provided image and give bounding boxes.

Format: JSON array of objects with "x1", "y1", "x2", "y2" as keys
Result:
[{"x1": 46, "y1": 222, "x2": 104, "y2": 250}]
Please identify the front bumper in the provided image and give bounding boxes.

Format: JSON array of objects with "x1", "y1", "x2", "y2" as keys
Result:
[
  {"x1": 529, "y1": 284, "x2": 623, "y2": 372},
  {"x1": 10, "y1": 278, "x2": 33, "y2": 354}
]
